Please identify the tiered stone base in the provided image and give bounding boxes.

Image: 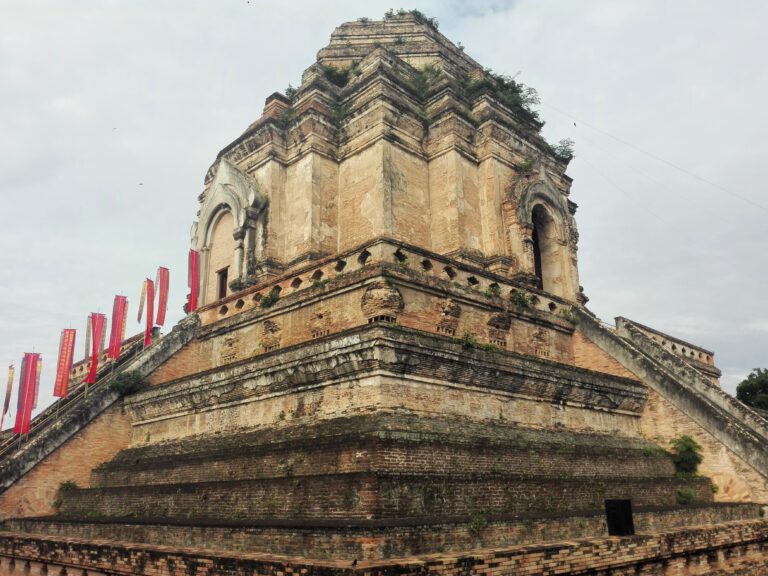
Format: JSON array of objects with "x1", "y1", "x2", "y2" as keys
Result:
[
  {"x1": 2, "y1": 519, "x2": 768, "y2": 575},
  {"x1": 12, "y1": 414, "x2": 734, "y2": 560}
]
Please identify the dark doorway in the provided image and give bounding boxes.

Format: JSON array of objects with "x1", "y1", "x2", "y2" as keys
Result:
[
  {"x1": 217, "y1": 267, "x2": 229, "y2": 300},
  {"x1": 605, "y1": 499, "x2": 635, "y2": 536}
]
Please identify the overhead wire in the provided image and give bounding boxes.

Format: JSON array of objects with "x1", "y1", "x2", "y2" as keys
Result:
[{"x1": 540, "y1": 101, "x2": 768, "y2": 212}]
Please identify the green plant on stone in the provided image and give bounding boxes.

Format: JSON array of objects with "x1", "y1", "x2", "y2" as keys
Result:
[
  {"x1": 467, "y1": 513, "x2": 488, "y2": 537},
  {"x1": 669, "y1": 435, "x2": 703, "y2": 475},
  {"x1": 559, "y1": 308, "x2": 578, "y2": 325},
  {"x1": 509, "y1": 289, "x2": 532, "y2": 309},
  {"x1": 461, "y1": 332, "x2": 479, "y2": 349},
  {"x1": 260, "y1": 287, "x2": 280, "y2": 309},
  {"x1": 676, "y1": 487, "x2": 696, "y2": 506},
  {"x1": 552, "y1": 138, "x2": 575, "y2": 160},
  {"x1": 310, "y1": 278, "x2": 329, "y2": 290},
  {"x1": 110, "y1": 371, "x2": 145, "y2": 395},
  {"x1": 519, "y1": 157, "x2": 535, "y2": 174},
  {"x1": 485, "y1": 284, "x2": 501, "y2": 298}
]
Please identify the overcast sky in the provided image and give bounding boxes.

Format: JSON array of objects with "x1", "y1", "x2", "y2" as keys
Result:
[{"x1": 1, "y1": 0, "x2": 766, "y2": 425}]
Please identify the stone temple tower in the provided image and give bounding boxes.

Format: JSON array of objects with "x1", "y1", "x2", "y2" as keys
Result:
[{"x1": 2, "y1": 12, "x2": 768, "y2": 575}]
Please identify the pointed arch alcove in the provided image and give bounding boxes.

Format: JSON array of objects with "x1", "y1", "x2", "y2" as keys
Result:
[
  {"x1": 192, "y1": 159, "x2": 268, "y2": 305},
  {"x1": 515, "y1": 179, "x2": 581, "y2": 302}
]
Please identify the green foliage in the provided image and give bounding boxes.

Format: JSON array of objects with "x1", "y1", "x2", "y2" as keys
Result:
[
  {"x1": 509, "y1": 289, "x2": 532, "y2": 308},
  {"x1": 736, "y1": 368, "x2": 768, "y2": 410},
  {"x1": 323, "y1": 65, "x2": 352, "y2": 88},
  {"x1": 285, "y1": 84, "x2": 297, "y2": 99},
  {"x1": 460, "y1": 332, "x2": 500, "y2": 352},
  {"x1": 277, "y1": 108, "x2": 295, "y2": 130},
  {"x1": 310, "y1": 278, "x2": 329, "y2": 290},
  {"x1": 260, "y1": 288, "x2": 280, "y2": 309},
  {"x1": 110, "y1": 371, "x2": 145, "y2": 395},
  {"x1": 384, "y1": 8, "x2": 439, "y2": 29},
  {"x1": 467, "y1": 513, "x2": 488, "y2": 537},
  {"x1": 59, "y1": 480, "x2": 79, "y2": 492},
  {"x1": 52, "y1": 480, "x2": 79, "y2": 511},
  {"x1": 463, "y1": 71, "x2": 540, "y2": 124},
  {"x1": 357, "y1": 17, "x2": 370, "y2": 23},
  {"x1": 641, "y1": 445, "x2": 668, "y2": 458},
  {"x1": 519, "y1": 157, "x2": 535, "y2": 174},
  {"x1": 408, "y1": 64, "x2": 442, "y2": 94},
  {"x1": 461, "y1": 332, "x2": 479, "y2": 349},
  {"x1": 669, "y1": 435, "x2": 703, "y2": 475},
  {"x1": 552, "y1": 138, "x2": 575, "y2": 159},
  {"x1": 485, "y1": 284, "x2": 501, "y2": 298},
  {"x1": 676, "y1": 487, "x2": 696, "y2": 506},
  {"x1": 559, "y1": 308, "x2": 578, "y2": 325}
]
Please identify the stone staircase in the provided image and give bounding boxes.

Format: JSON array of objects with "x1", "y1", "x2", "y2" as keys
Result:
[
  {"x1": 0, "y1": 314, "x2": 200, "y2": 492},
  {"x1": 574, "y1": 308, "x2": 768, "y2": 481}
]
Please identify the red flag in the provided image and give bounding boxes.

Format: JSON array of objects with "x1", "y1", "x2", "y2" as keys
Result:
[
  {"x1": 144, "y1": 278, "x2": 155, "y2": 346},
  {"x1": 85, "y1": 313, "x2": 106, "y2": 384},
  {"x1": 1, "y1": 365, "x2": 14, "y2": 430},
  {"x1": 156, "y1": 267, "x2": 169, "y2": 326},
  {"x1": 108, "y1": 296, "x2": 128, "y2": 360},
  {"x1": 14, "y1": 353, "x2": 39, "y2": 435},
  {"x1": 54, "y1": 329, "x2": 77, "y2": 398},
  {"x1": 188, "y1": 249, "x2": 199, "y2": 312}
]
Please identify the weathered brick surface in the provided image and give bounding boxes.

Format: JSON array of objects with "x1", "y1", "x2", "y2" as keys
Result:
[
  {"x1": 5, "y1": 504, "x2": 760, "y2": 561},
  {"x1": 57, "y1": 472, "x2": 713, "y2": 523},
  {"x1": 1, "y1": 519, "x2": 768, "y2": 574},
  {"x1": 0, "y1": 405, "x2": 131, "y2": 520},
  {"x1": 572, "y1": 330, "x2": 636, "y2": 379}
]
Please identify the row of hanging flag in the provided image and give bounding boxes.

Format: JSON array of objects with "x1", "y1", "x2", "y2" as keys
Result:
[{"x1": 1, "y1": 262, "x2": 188, "y2": 435}]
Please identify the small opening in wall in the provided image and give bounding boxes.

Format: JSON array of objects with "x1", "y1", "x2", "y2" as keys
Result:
[
  {"x1": 681, "y1": 347, "x2": 686, "y2": 354},
  {"x1": 605, "y1": 499, "x2": 635, "y2": 536},
  {"x1": 662, "y1": 340, "x2": 666, "y2": 345},
  {"x1": 394, "y1": 248, "x2": 408, "y2": 263},
  {"x1": 358, "y1": 250, "x2": 371, "y2": 265},
  {"x1": 548, "y1": 302, "x2": 557, "y2": 312},
  {"x1": 253, "y1": 293, "x2": 263, "y2": 302},
  {"x1": 368, "y1": 315, "x2": 397, "y2": 324},
  {"x1": 467, "y1": 276, "x2": 479, "y2": 286},
  {"x1": 490, "y1": 339, "x2": 507, "y2": 348},
  {"x1": 291, "y1": 278, "x2": 303, "y2": 289},
  {"x1": 217, "y1": 267, "x2": 229, "y2": 300},
  {"x1": 672, "y1": 344, "x2": 677, "y2": 351},
  {"x1": 235, "y1": 299, "x2": 245, "y2": 310},
  {"x1": 421, "y1": 259, "x2": 433, "y2": 271},
  {"x1": 436, "y1": 326, "x2": 456, "y2": 336},
  {"x1": 219, "y1": 305, "x2": 229, "y2": 316},
  {"x1": 444, "y1": 266, "x2": 456, "y2": 280},
  {"x1": 335, "y1": 259, "x2": 347, "y2": 272},
  {"x1": 311, "y1": 270, "x2": 324, "y2": 281},
  {"x1": 271, "y1": 285, "x2": 282, "y2": 296}
]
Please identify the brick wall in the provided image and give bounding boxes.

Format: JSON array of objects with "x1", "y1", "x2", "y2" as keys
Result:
[
  {"x1": 57, "y1": 472, "x2": 713, "y2": 522},
  {"x1": 0, "y1": 404, "x2": 132, "y2": 519},
  {"x1": 572, "y1": 330, "x2": 637, "y2": 379},
  {"x1": 641, "y1": 386, "x2": 768, "y2": 503},
  {"x1": 5, "y1": 504, "x2": 759, "y2": 561},
  {"x1": 1, "y1": 518, "x2": 767, "y2": 574}
]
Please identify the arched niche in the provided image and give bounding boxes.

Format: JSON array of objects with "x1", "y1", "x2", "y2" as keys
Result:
[
  {"x1": 191, "y1": 159, "x2": 268, "y2": 304},
  {"x1": 204, "y1": 209, "x2": 236, "y2": 304},
  {"x1": 531, "y1": 204, "x2": 562, "y2": 295},
  {"x1": 515, "y1": 179, "x2": 579, "y2": 301}
]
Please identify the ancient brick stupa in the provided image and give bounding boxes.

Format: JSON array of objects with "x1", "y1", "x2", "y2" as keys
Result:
[{"x1": 1, "y1": 12, "x2": 768, "y2": 575}]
